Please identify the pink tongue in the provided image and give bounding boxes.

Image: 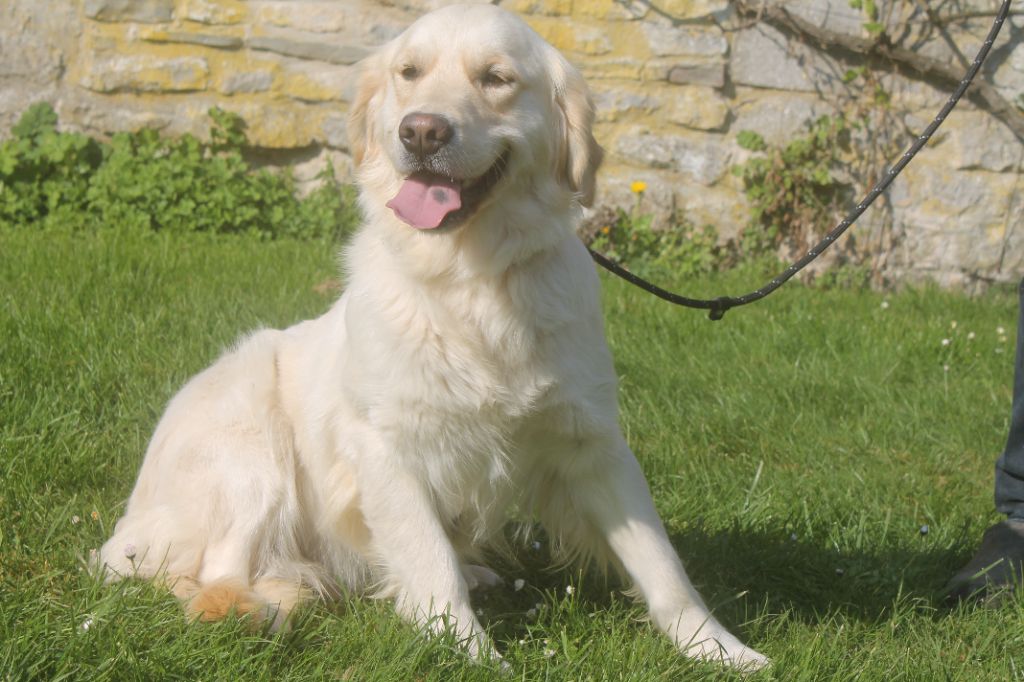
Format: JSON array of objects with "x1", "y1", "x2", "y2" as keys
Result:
[{"x1": 386, "y1": 173, "x2": 462, "y2": 229}]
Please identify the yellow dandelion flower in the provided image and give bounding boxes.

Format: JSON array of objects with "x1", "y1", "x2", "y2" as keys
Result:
[
  {"x1": 600, "y1": 225, "x2": 611, "y2": 235},
  {"x1": 630, "y1": 180, "x2": 647, "y2": 194}
]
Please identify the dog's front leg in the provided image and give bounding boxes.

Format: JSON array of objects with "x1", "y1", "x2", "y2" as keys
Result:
[
  {"x1": 356, "y1": 453, "x2": 495, "y2": 660},
  {"x1": 568, "y1": 434, "x2": 769, "y2": 670}
]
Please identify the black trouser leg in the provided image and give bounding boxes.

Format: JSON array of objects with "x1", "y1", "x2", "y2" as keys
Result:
[{"x1": 995, "y1": 278, "x2": 1024, "y2": 519}]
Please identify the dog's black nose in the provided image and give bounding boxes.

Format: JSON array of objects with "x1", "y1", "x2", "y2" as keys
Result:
[{"x1": 398, "y1": 112, "x2": 453, "y2": 159}]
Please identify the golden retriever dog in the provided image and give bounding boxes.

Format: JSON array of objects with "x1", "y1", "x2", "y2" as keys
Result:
[{"x1": 99, "y1": 3, "x2": 767, "y2": 670}]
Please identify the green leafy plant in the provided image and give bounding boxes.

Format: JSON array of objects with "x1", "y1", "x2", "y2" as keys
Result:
[
  {"x1": 732, "y1": 116, "x2": 852, "y2": 256},
  {"x1": 587, "y1": 185, "x2": 720, "y2": 280},
  {"x1": 0, "y1": 103, "x2": 359, "y2": 240}
]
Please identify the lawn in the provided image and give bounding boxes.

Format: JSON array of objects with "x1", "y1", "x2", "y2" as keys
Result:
[{"x1": 2, "y1": 226, "x2": 1022, "y2": 681}]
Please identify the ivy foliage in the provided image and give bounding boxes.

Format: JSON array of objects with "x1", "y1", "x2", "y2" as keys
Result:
[{"x1": 0, "y1": 103, "x2": 359, "y2": 240}]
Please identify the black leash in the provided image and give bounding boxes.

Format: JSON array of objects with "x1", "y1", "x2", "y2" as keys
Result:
[{"x1": 589, "y1": 0, "x2": 1012, "y2": 321}]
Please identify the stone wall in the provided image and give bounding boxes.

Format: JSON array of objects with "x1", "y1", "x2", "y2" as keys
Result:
[{"x1": 2, "y1": 0, "x2": 1022, "y2": 287}]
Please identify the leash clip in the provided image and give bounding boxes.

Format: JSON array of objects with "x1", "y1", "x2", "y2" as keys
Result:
[{"x1": 708, "y1": 298, "x2": 731, "y2": 321}]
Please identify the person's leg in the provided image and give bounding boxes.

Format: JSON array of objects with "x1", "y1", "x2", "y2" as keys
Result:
[
  {"x1": 946, "y1": 278, "x2": 1024, "y2": 603},
  {"x1": 994, "y1": 277, "x2": 1024, "y2": 518}
]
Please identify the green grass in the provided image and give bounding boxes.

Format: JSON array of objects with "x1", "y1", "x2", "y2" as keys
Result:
[{"x1": 2, "y1": 227, "x2": 1022, "y2": 680}]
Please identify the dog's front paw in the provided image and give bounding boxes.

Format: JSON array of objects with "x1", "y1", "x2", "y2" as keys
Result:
[
  {"x1": 462, "y1": 564, "x2": 503, "y2": 591},
  {"x1": 671, "y1": 617, "x2": 770, "y2": 672},
  {"x1": 681, "y1": 633, "x2": 770, "y2": 672}
]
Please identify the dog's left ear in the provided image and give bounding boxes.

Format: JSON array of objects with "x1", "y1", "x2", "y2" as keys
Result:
[
  {"x1": 550, "y1": 50, "x2": 603, "y2": 207},
  {"x1": 348, "y1": 54, "x2": 384, "y2": 166}
]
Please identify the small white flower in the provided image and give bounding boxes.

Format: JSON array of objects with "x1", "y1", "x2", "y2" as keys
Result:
[
  {"x1": 565, "y1": 585, "x2": 575, "y2": 595},
  {"x1": 543, "y1": 648, "x2": 556, "y2": 658},
  {"x1": 880, "y1": 300, "x2": 890, "y2": 310},
  {"x1": 951, "y1": 320, "x2": 958, "y2": 329},
  {"x1": 71, "y1": 515, "x2": 81, "y2": 525},
  {"x1": 80, "y1": 617, "x2": 94, "y2": 632},
  {"x1": 941, "y1": 338, "x2": 951, "y2": 347},
  {"x1": 967, "y1": 332, "x2": 976, "y2": 340},
  {"x1": 513, "y1": 578, "x2": 525, "y2": 592},
  {"x1": 998, "y1": 326, "x2": 1006, "y2": 335},
  {"x1": 943, "y1": 364, "x2": 950, "y2": 373}
]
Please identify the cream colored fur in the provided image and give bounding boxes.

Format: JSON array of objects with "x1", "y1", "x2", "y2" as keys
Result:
[{"x1": 99, "y1": 4, "x2": 767, "y2": 670}]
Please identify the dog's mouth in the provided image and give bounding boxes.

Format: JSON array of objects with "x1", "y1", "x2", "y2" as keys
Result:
[{"x1": 386, "y1": 149, "x2": 510, "y2": 230}]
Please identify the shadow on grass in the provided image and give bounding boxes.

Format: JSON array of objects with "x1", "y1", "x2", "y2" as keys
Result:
[
  {"x1": 473, "y1": 519, "x2": 983, "y2": 646},
  {"x1": 666, "y1": 521, "x2": 975, "y2": 624}
]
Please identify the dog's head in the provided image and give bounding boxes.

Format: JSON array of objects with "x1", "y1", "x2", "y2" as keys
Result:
[{"x1": 348, "y1": 4, "x2": 603, "y2": 234}]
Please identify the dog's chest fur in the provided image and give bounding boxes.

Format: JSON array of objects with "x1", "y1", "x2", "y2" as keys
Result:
[{"x1": 340, "y1": 250, "x2": 589, "y2": 525}]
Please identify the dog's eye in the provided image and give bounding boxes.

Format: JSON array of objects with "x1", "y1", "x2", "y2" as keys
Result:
[
  {"x1": 400, "y1": 65, "x2": 420, "y2": 81},
  {"x1": 481, "y1": 68, "x2": 514, "y2": 89}
]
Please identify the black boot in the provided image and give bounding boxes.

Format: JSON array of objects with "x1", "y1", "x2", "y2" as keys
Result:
[{"x1": 945, "y1": 518, "x2": 1024, "y2": 604}]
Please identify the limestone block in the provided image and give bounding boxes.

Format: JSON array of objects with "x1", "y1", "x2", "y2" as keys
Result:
[
  {"x1": 641, "y1": 22, "x2": 727, "y2": 58},
  {"x1": 595, "y1": 165, "x2": 747, "y2": 239},
  {"x1": 889, "y1": 150, "x2": 1021, "y2": 278},
  {"x1": 217, "y1": 70, "x2": 276, "y2": 95},
  {"x1": 321, "y1": 113, "x2": 349, "y2": 150},
  {"x1": 667, "y1": 63, "x2": 725, "y2": 88},
  {"x1": 572, "y1": 0, "x2": 649, "y2": 21},
  {"x1": 256, "y1": 2, "x2": 358, "y2": 34},
  {"x1": 184, "y1": 0, "x2": 246, "y2": 25},
  {"x1": 731, "y1": 93, "x2": 832, "y2": 145},
  {"x1": 183, "y1": 0, "x2": 244, "y2": 24},
  {"x1": 764, "y1": 0, "x2": 864, "y2": 36},
  {"x1": 1, "y1": 1, "x2": 81, "y2": 83},
  {"x1": 579, "y1": 57, "x2": 645, "y2": 81},
  {"x1": 665, "y1": 87, "x2": 728, "y2": 131},
  {"x1": 249, "y1": 33, "x2": 369, "y2": 65},
  {"x1": 280, "y1": 63, "x2": 357, "y2": 103},
  {"x1": 502, "y1": 0, "x2": 572, "y2": 16},
  {"x1": 731, "y1": 23, "x2": 834, "y2": 93},
  {"x1": 380, "y1": 0, "x2": 490, "y2": 13},
  {"x1": 84, "y1": 0, "x2": 174, "y2": 23},
  {"x1": 592, "y1": 86, "x2": 661, "y2": 123},
  {"x1": 645, "y1": 59, "x2": 724, "y2": 86},
  {"x1": 942, "y1": 110, "x2": 1022, "y2": 173},
  {"x1": 230, "y1": 103, "x2": 323, "y2": 148},
  {"x1": 525, "y1": 18, "x2": 616, "y2": 56},
  {"x1": 256, "y1": 0, "x2": 408, "y2": 45},
  {"x1": 613, "y1": 128, "x2": 731, "y2": 185},
  {"x1": 989, "y1": 26, "x2": 1024, "y2": 102},
  {"x1": 59, "y1": 90, "x2": 178, "y2": 136},
  {"x1": 81, "y1": 55, "x2": 210, "y2": 93},
  {"x1": 142, "y1": 30, "x2": 244, "y2": 50},
  {"x1": 644, "y1": 0, "x2": 728, "y2": 20}
]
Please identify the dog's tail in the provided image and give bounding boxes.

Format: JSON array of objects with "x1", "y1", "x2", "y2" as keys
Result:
[{"x1": 169, "y1": 576, "x2": 310, "y2": 630}]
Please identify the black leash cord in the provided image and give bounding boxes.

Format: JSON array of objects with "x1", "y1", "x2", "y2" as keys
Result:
[{"x1": 589, "y1": 0, "x2": 1012, "y2": 321}]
